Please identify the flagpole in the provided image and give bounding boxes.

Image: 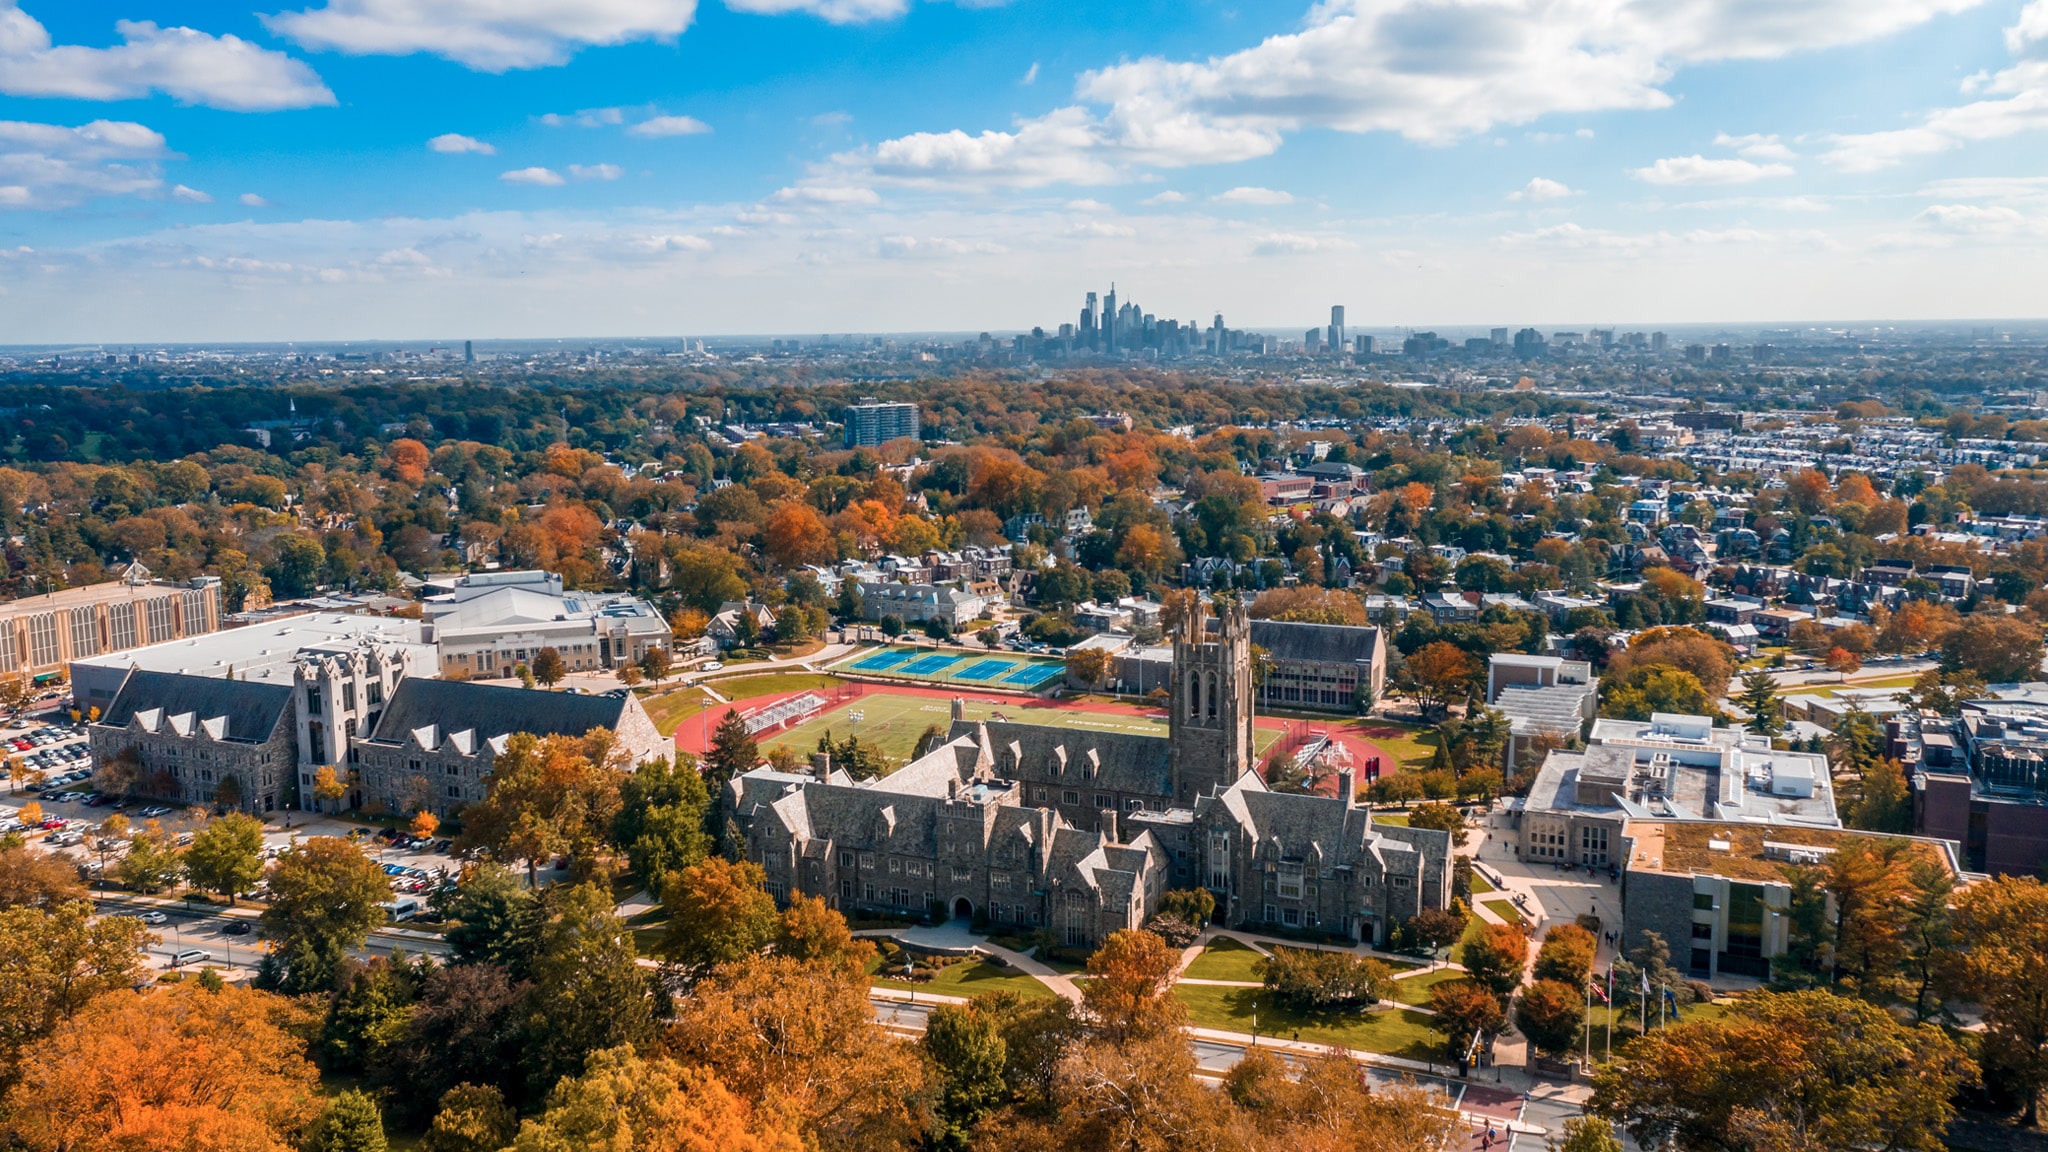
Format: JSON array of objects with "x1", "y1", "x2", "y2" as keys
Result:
[
  {"x1": 1605, "y1": 967, "x2": 1613, "y2": 1060},
  {"x1": 1584, "y1": 975, "x2": 1592, "y2": 1067}
]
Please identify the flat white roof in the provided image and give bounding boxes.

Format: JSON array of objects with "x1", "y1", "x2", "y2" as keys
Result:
[{"x1": 74, "y1": 613, "x2": 430, "y2": 682}]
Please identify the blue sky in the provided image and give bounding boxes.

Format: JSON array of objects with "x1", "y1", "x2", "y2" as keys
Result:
[{"x1": 0, "y1": 0, "x2": 2045, "y2": 341}]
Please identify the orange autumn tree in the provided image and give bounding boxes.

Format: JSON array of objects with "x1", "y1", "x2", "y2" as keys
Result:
[
  {"x1": 384, "y1": 439, "x2": 431, "y2": 486},
  {"x1": 510, "y1": 1045, "x2": 802, "y2": 1152},
  {"x1": 5, "y1": 982, "x2": 321, "y2": 1152},
  {"x1": 763, "y1": 502, "x2": 834, "y2": 571}
]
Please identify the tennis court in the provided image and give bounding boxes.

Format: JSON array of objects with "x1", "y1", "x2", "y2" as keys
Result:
[{"x1": 830, "y1": 645, "x2": 1069, "y2": 692}]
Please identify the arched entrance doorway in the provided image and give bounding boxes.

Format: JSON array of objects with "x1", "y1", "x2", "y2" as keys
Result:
[{"x1": 953, "y1": 897, "x2": 973, "y2": 921}]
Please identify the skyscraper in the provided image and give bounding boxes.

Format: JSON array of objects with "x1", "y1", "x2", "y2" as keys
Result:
[
  {"x1": 1103, "y1": 284, "x2": 1118, "y2": 352},
  {"x1": 843, "y1": 399, "x2": 921, "y2": 448},
  {"x1": 1328, "y1": 305, "x2": 1345, "y2": 354}
]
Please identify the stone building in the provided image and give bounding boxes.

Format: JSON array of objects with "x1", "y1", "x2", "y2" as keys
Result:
[
  {"x1": 1241, "y1": 618, "x2": 1386, "y2": 714},
  {"x1": 351, "y1": 678, "x2": 665, "y2": 817},
  {"x1": 91, "y1": 670, "x2": 296, "y2": 814},
  {"x1": 730, "y1": 597, "x2": 1451, "y2": 947}
]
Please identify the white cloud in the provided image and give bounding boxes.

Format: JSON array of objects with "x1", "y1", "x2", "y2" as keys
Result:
[
  {"x1": 263, "y1": 0, "x2": 702, "y2": 71},
  {"x1": 773, "y1": 183, "x2": 881, "y2": 204},
  {"x1": 429, "y1": 133, "x2": 495, "y2": 154},
  {"x1": 635, "y1": 232, "x2": 711, "y2": 251},
  {"x1": 1022, "y1": 61, "x2": 1039, "y2": 85},
  {"x1": 1826, "y1": 4, "x2": 2048, "y2": 171},
  {"x1": 239, "y1": 192, "x2": 270, "y2": 207},
  {"x1": 569, "y1": 163, "x2": 622, "y2": 180},
  {"x1": 1919, "y1": 175, "x2": 2048, "y2": 200},
  {"x1": 1510, "y1": 176, "x2": 1575, "y2": 200},
  {"x1": 725, "y1": 0, "x2": 907, "y2": 23},
  {"x1": 171, "y1": 184, "x2": 211, "y2": 203},
  {"x1": 628, "y1": 114, "x2": 712, "y2": 137},
  {"x1": 0, "y1": 3, "x2": 333, "y2": 111},
  {"x1": 1713, "y1": 131, "x2": 1796, "y2": 160},
  {"x1": 1251, "y1": 232, "x2": 1350, "y2": 256},
  {"x1": 0, "y1": 117, "x2": 172, "y2": 208},
  {"x1": 858, "y1": 103, "x2": 1278, "y2": 190},
  {"x1": 1916, "y1": 202, "x2": 2048, "y2": 236},
  {"x1": 540, "y1": 107, "x2": 627, "y2": 128},
  {"x1": 1214, "y1": 185, "x2": 1294, "y2": 205},
  {"x1": 500, "y1": 166, "x2": 566, "y2": 186},
  {"x1": 1630, "y1": 154, "x2": 1794, "y2": 184},
  {"x1": 811, "y1": 110, "x2": 852, "y2": 126},
  {"x1": 1142, "y1": 190, "x2": 1186, "y2": 204}
]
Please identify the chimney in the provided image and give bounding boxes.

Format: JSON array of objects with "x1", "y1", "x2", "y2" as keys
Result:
[
  {"x1": 1100, "y1": 809, "x2": 1119, "y2": 843},
  {"x1": 809, "y1": 752, "x2": 831, "y2": 778},
  {"x1": 1337, "y1": 768, "x2": 1356, "y2": 809},
  {"x1": 948, "y1": 778, "x2": 961, "y2": 800},
  {"x1": 951, "y1": 696, "x2": 965, "y2": 722}
]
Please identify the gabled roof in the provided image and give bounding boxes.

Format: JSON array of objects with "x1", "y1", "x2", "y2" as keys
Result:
[
  {"x1": 1244, "y1": 618, "x2": 1381, "y2": 665},
  {"x1": 949, "y1": 719, "x2": 1172, "y2": 797},
  {"x1": 364, "y1": 678, "x2": 636, "y2": 748},
  {"x1": 100, "y1": 670, "x2": 293, "y2": 744}
]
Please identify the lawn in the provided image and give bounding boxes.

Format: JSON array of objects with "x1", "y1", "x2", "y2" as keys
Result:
[
  {"x1": 1173, "y1": 984, "x2": 1441, "y2": 1060},
  {"x1": 1467, "y1": 869, "x2": 1495, "y2": 894},
  {"x1": 1183, "y1": 937, "x2": 1267, "y2": 982},
  {"x1": 1784, "y1": 674, "x2": 1920, "y2": 700},
  {"x1": 1390, "y1": 967, "x2": 1471, "y2": 1008},
  {"x1": 1352, "y1": 721, "x2": 1441, "y2": 771},
  {"x1": 641, "y1": 687, "x2": 716, "y2": 736},
  {"x1": 1481, "y1": 898, "x2": 1526, "y2": 926},
  {"x1": 762, "y1": 691, "x2": 1286, "y2": 765},
  {"x1": 709, "y1": 672, "x2": 848, "y2": 702},
  {"x1": 869, "y1": 958, "x2": 1057, "y2": 1000},
  {"x1": 1372, "y1": 812, "x2": 1409, "y2": 826}
]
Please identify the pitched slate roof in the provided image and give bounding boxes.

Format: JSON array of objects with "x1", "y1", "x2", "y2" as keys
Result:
[
  {"x1": 101, "y1": 670, "x2": 293, "y2": 743},
  {"x1": 363, "y1": 678, "x2": 635, "y2": 746},
  {"x1": 1247, "y1": 619, "x2": 1381, "y2": 665},
  {"x1": 949, "y1": 719, "x2": 1172, "y2": 798}
]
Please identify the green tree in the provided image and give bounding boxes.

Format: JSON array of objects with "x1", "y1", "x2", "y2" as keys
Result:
[
  {"x1": 184, "y1": 813, "x2": 265, "y2": 904},
  {"x1": 0, "y1": 900, "x2": 151, "y2": 1081},
  {"x1": 518, "y1": 883, "x2": 656, "y2": 1101},
  {"x1": 1589, "y1": 990, "x2": 1971, "y2": 1152},
  {"x1": 836, "y1": 577, "x2": 864, "y2": 622},
  {"x1": 662, "y1": 856, "x2": 779, "y2": 975},
  {"x1": 259, "y1": 836, "x2": 392, "y2": 995},
  {"x1": 703, "y1": 709, "x2": 760, "y2": 795},
  {"x1": 1600, "y1": 665, "x2": 1714, "y2": 721},
  {"x1": 924, "y1": 1001, "x2": 1009, "y2": 1151},
  {"x1": 638, "y1": 646, "x2": 673, "y2": 685},
  {"x1": 1549, "y1": 1116, "x2": 1624, "y2": 1152},
  {"x1": 612, "y1": 755, "x2": 712, "y2": 882},
  {"x1": 1737, "y1": 670, "x2": 1782, "y2": 735},
  {"x1": 306, "y1": 1089, "x2": 388, "y2": 1152},
  {"x1": 530, "y1": 647, "x2": 566, "y2": 688},
  {"x1": 421, "y1": 1084, "x2": 518, "y2": 1152},
  {"x1": 113, "y1": 821, "x2": 183, "y2": 894},
  {"x1": 267, "y1": 533, "x2": 327, "y2": 599},
  {"x1": 1407, "y1": 801, "x2": 1467, "y2": 847},
  {"x1": 320, "y1": 954, "x2": 427, "y2": 1074},
  {"x1": 441, "y1": 863, "x2": 537, "y2": 971}
]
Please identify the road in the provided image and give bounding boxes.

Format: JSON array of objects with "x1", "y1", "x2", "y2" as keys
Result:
[{"x1": 93, "y1": 894, "x2": 450, "y2": 981}]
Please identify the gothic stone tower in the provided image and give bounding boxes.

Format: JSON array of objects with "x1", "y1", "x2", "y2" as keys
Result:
[{"x1": 1169, "y1": 595, "x2": 1254, "y2": 805}]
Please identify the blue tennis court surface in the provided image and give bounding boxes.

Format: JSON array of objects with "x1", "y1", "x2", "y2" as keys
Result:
[
  {"x1": 901, "y1": 654, "x2": 960, "y2": 676},
  {"x1": 1002, "y1": 664, "x2": 1065, "y2": 687},
  {"x1": 851, "y1": 649, "x2": 916, "y2": 672},
  {"x1": 954, "y1": 658, "x2": 1014, "y2": 681}
]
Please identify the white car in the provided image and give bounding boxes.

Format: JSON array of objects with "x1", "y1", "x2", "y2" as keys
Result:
[
  {"x1": 136, "y1": 911, "x2": 168, "y2": 925},
  {"x1": 169, "y1": 949, "x2": 210, "y2": 967},
  {"x1": 701, "y1": 661, "x2": 724, "y2": 672}
]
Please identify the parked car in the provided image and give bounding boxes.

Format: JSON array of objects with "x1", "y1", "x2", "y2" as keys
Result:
[{"x1": 169, "y1": 949, "x2": 210, "y2": 967}]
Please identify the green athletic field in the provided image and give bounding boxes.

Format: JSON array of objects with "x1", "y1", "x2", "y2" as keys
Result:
[{"x1": 761, "y1": 692, "x2": 1285, "y2": 768}]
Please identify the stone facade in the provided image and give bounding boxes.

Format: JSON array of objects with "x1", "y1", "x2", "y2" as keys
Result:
[
  {"x1": 90, "y1": 670, "x2": 296, "y2": 814},
  {"x1": 730, "y1": 597, "x2": 1452, "y2": 947}
]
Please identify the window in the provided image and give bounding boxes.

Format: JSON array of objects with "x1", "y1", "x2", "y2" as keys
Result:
[
  {"x1": 840, "y1": 851, "x2": 855, "y2": 868},
  {"x1": 109, "y1": 606, "x2": 138, "y2": 652},
  {"x1": 864, "y1": 884, "x2": 876, "y2": 902},
  {"x1": 888, "y1": 857, "x2": 902, "y2": 874},
  {"x1": 68, "y1": 608, "x2": 99, "y2": 658},
  {"x1": 305, "y1": 687, "x2": 323, "y2": 714},
  {"x1": 1278, "y1": 864, "x2": 1303, "y2": 900},
  {"x1": 991, "y1": 872, "x2": 1010, "y2": 889},
  {"x1": 26, "y1": 613, "x2": 58, "y2": 668},
  {"x1": 1691, "y1": 922, "x2": 1714, "y2": 940},
  {"x1": 841, "y1": 880, "x2": 854, "y2": 901},
  {"x1": 765, "y1": 880, "x2": 787, "y2": 902},
  {"x1": 447, "y1": 785, "x2": 461, "y2": 798},
  {"x1": 408, "y1": 758, "x2": 422, "y2": 773},
  {"x1": 952, "y1": 868, "x2": 973, "y2": 885},
  {"x1": 1124, "y1": 798, "x2": 1142, "y2": 812},
  {"x1": 1693, "y1": 893, "x2": 1716, "y2": 911},
  {"x1": 1095, "y1": 794, "x2": 1115, "y2": 809},
  {"x1": 343, "y1": 683, "x2": 356, "y2": 711},
  {"x1": 368, "y1": 680, "x2": 383, "y2": 706},
  {"x1": 1264, "y1": 903, "x2": 1278, "y2": 923},
  {"x1": 145, "y1": 597, "x2": 175, "y2": 643},
  {"x1": 1283, "y1": 908, "x2": 1300, "y2": 926},
  {"x1": 859, "y1": 853, "x2": 875, "y2": 871},
  {"x1": 1062, "y1": 789, "x2": 1080, "y2": 805}
]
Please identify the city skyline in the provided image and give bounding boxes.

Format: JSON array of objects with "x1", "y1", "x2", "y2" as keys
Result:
[{"x1": 1, "y1": 0, "x2": 2047, "y2": 340}]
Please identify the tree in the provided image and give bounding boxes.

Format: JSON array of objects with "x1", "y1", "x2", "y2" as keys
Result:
[
  {"x1": 457, "y1": 731, "x2": 627, "y2": 885},
  {"x1": 1824, "y1": 646, "x2": 1862, "y2": 680},
  {"x1": 702, "y1": 709, "x2": 760, "y2": 796},
  {"x1": 1896, "y1": 666, "x2": 1988, "y2": 717},
  {"x1": 1611, "y1": 627, "x2": 1736, "y2": 696},
  {"x1": 1260, "y1": 947, "x2": 1394, "y2": 1010},
  {"x1": 313, "y1": 764, "x2": 349, "y2": 811},
  {"x1": 836, "y1": 577, "x2": 864, "y2": 622},
  {"x1": 306, "y1": 1089, "x2": 389, "y2": 1152},
  {"x1": 640, "y1": 646, "x2": 674, "y2": 685},
  {"x1": 0, "y1": 846, "x2": 83, "y2": 909},
  {"x1": 615, "y1": 663, "x2": 645, "y2": 687},
  {"x1": 2, "y1": 982, "x2": 322, "y2": 1152},
  {"x1": 662, "y1": 856, "x2": 779, "y2": 975},
  {"x1": 1737, "y1": 670, "x2": 1782, "y2": 735},
  {"x1": 1516, "y1": 979, "x2": 1586, "y2": 1057},
  {"x1": 764, "y1": 501, "x2": 835, "y2": 571},
  {"x1": 1461, "y1": 922, "x2": 1529, "y2": 1002},
  {"x1": 664, "y1": 954, "x2": 930, "y2": 1152},
  {"x1": 774, "y1": 604, "x2": 815, "y2": 646},
  {"x1": 422, "y1": 1084, "x2": 518, "y2": 1152},
  {"x1": 1848, "y1": 756, "x2": 1911, "y2": 833},
  {"x1": 113, "y1": 820, "x2": 183, "y2": 893},
  {"x1": 442, "y1": 864, "x2": 537, "y2": 970},
  {"x1": 776, "y1": 895, "x2": 872, "y2": 973},
  {"x1": 1403, "y1": 642, "x2": 1477, "y2": 719},
  {"x1": 1082, "y1": 929, "x2": 1185, "y2": 1046},
  {"x1": 259, "y1": 837, "x2": 393, "y2": 995},
  {"x1": 518, "y1": 883, "x2": 656, "y2": 1102},
  {"x1": 1589, "y1": 990, "x2": 1971, "y2": 1152},
  {"x1": 511, "y1": 1045, "x2": 801, "y2": 1152},
  {"x1": 613, "y1": 755, "x2": 712, "y2": 882},
  {"x1": 1065, "y1": 646, "x2": 1111, "y2": 690},
  {"x1": 880, "y1": 614, "x2": 905, "y2": 638},
  {"x1": 1534, "y1": 923, "x2": 1597, "y2": 987},
  {"x1": 1405, "y1": 908, "x2": 1466, "y2": 961},
  {"x1": 1550, "y1": 1116, "x2": 1625, "y2": 1152},
  {"x1": 531, "y1": 647, "x2": 567, "y2": 688},
  {"x1": 1600, "y1": 665, "x2": 1714, "y2": 721},
  {"x1": 925, "y1": 1001, "x2": 1009, "y2": 1151},
  {"x1": 0, "y1": 901, "x2": 152, "y2": 1080},
  {"x1": 184, "y1": 812, "x2": 265, "y2": 904},
  {"x1": 1942, "y1": 613, "x2": 2047, "y2": 684},
  {"x1": 320, "y1": 954, "x2": 427, "y2": 1074},
  {"x1": 517, "y1": 663, "x2": 536, "y2": 690},
  {"x1": 378, "y1": 964, "x2": 528, "y2": 1125},
  {"x1": 1949, "y1": 876, "x2": 2048, "y2": 1126},
  {"x1": 1407, "y1": 801, "x2": 1467, "y2": 847},
  {"x1": 410, "y1": 809, "x2": 441, "y2": 840},
  {"x1": 1430, "y1": 979, "x2": 1507, "y2": 1060}
]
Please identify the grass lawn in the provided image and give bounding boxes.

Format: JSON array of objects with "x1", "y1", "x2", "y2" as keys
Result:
[
  {"x1": 869, "y1": 958, "x2": 1057, "y2": 1000},
  {"x1": 1390, "y1": 967, "x2": 1472, "y2": 1007},
  {"x1": 762, "y1": 690, "x2": 1285, "y2": 765},
  {"x1": 1183, "y1": 937, "x2": 1267, "y2": 982},
  {"x1": 1785, "y1": 674, "x2": 1920, "y2": 700},
  {"x1": 1453, "y1": 913, "x2": 1490, "y2": 966},
  {"x1": 1353, "y1": 721, "x2": 1442, "y2": 771},
  {"x1": 1173, "y1": 984, "x2": 1440, "y2": 1060},
  {"x1": 1467, "y1": 868, "x2": 1495, "y2": 894},
  {"x1": 1372, "y1": 811, "x2": 1409, "y2": 826},
  {"x1": 641, "y1": 687, "x2": 716, "y2": 737},
  {"x1": 1481, "y1": 898, "x2": 1526, "y2": 926},
  {"x1": 709, "y1": 672, "x2": 848, "y2": 702}
]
